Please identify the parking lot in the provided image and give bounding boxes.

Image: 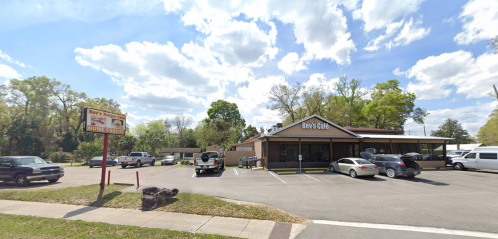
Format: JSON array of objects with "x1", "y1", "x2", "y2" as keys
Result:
[{"x1": 2, "y1": 165, "x2": 498, "y2": 238}]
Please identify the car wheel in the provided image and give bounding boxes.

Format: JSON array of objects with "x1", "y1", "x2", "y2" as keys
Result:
[
  {"x1": 150, "y1": 160, "x2": 155, "y2": 166},
  {"x1": 386, "y1": 168, "x2": 397, "y2": 178},
  {"x1": 48, "y1": 179, "x2": 59, "y2": 183},
  {"x1": 195, "y1": 170, "x2": 200, "y2": 175},
  {"x1": 89, "y1": 165, "x2": 93, "y2": 168},
  {"x1": 221, "y1": 162, "x2": 225, "y2": 169},
  {"x1": 136, "y1": 161, "x2": 142, "y2": 168},
  {"x1": 349, "y1": 169, "x2": 357, "y2": 178},
  {"x1": 15, "y1": 174, "x2": 29, "y2": 187},
  {"x1": 329, "y1": 165, "x2": 336, "y2": 173},
  {"x1": 121, "y1": 164, "x2": 127, "y2": 169},
  {"x1": 454, "y1": 163, "x2": 465, "y2": 171}
]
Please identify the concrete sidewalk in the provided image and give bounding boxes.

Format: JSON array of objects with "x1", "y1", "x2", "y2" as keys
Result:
[{"x1": 0, "y1": 200, "x2": 306, "y2": 239}]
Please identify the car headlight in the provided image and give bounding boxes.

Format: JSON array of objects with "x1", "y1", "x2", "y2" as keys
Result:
[{"x1": 33, "y1": 168, "x2": 42, "y2": 174}]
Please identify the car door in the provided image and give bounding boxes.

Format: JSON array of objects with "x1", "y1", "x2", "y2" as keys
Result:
[
  {"x1": 340, "y1": 159, "x2": 353, "y2": 173},
  {"x1": 0, "y1": 158, "x2": 14, "y2": 180},
  {"x1": 374, "y1": 156, "x2": 387, "y2": 173},
  {"x1": 336, "y1": 159, "x2": 346, "y2": 173},
  {"x1": 477, "y1": 153, "x2": 498, "y2": 170},
  {"x1": 464, "y1": 153, "x2": 478, "y2": 168}
]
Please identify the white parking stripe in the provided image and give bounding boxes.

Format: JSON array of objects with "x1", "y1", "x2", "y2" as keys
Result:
[
  {"x1": 303, "y1": 174, "x2": 321, "y2": 182},
  {"x1": 269, "y1": 171, "x2": 286, "y2": 184},
  {"x1": 233, "y1": 168, "x2": 238, "y2": 175},
  {"x1": 313, "y1": 220, "x2": 498, "y2": 238},
  {"x1": 191, "y1": 173, "x2": 196, "y2": 177}
]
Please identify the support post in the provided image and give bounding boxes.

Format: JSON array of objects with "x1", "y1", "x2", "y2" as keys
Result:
[
  {"x1": 100, "y1": 134, "x2": 109, "y2": 190},
  {"x1": 136, "y1": 171, "x2": 140, "y2": 188},
  {"x1": 107, "y1": 170, "x2": 111, "y2": 185}
]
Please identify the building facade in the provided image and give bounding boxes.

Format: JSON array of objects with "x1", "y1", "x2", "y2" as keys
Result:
[{"x1": 251, "y1": 115, "x2": 451, "y2": 169}]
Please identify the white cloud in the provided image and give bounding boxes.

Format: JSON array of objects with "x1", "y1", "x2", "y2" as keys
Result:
[
  {"x1": 0, "y1": 49, "x2": 28, "y2": 68},
  {"x1": 404, "y1": 102, "x2": 497, "y2": 137},
  {"x1": 0, "y1": 0, "x2": 164, "y2": 30},
  {"x1": 402, "y1": 51, "x2": 498, "y2": 100},
  {"x1": 227, "y1": 75, "x2": 288, "y2": 115},
  {"x1": 353, "y1": 0, "x2": 425, "y2": 32},
  {"x1": 252, "y1": 108, "x2": 283, "y2": 127},
  {"x1": 164, "y1": 0, "x2": 356, "y2": 66},
  {"x1": 0, "y1": 64, "x2": 21, "y2": 79},
  {"x1": 75, "y1": 41, "x2": 255, "y2": 113},
  {"x1": 454, "y1": 0, "x2": 498, "y2": 44},
  {"x1": 303, "y1": 73, "x2": 338, "y2": 93},
  {"x1": 364, "y1": 18, "x2": 430, "y2": 51},
  {"x1": 277, "y1": 52, "x2": 307, "y2": 75}
]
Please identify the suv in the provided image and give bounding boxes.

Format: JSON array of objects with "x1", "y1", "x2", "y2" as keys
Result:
[
  {"x1": 194, "y1": 151, "x2": 224, "y2": 175},
  {"x1": 0, "y1": 156, "x2": 64, "y2": 186},
  {"x1": 368, "y1": 154, "x2": 421, "y2": 178}
]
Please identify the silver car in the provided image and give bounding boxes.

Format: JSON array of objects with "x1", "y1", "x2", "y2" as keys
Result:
[
  {"x1": 329, "y1": 157, "x2": 379, "y2": 178},
  {"x1": 161, "y1": 156, "x2": 176, "y2": 165}
]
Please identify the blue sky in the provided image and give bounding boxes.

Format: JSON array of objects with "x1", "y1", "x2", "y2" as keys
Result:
[{"x1": 1, "y1": 0, "x2": 497, "y2": 137}]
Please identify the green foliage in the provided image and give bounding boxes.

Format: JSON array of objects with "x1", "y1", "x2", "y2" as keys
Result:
[
  {"x1": 74, "y1": 140, "x2": 104, "y2": 161},
  {"x1": 61, "y1": 131, "x2": 79, "y2": 152},
  {"x1": 132, "y1": 120, "x2": 168, "y2": 157},
  {"x1": 184, "y1": 129, "x2": 198, "y2": 148},
  {"x1": 431, "y1": 118, "x2": 474, "y2": 144},
  {"x1": 49, "y1": 152, "x2": 73, "y2": 163},
  {"x1": 207, "y1": 100, "x2": 246, "y2": 128},
  {"x1": 477, "y1": 108, "x2": 498, "y2": 145},
  {"x1": 268, "y1": 82, "x2": 304, "y2": 123},
  {"x1": 242, "y1": 125, "x2": 259, "y2": 141}
]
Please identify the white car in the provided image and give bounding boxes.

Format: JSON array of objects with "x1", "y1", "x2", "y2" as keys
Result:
[
  {"x1": 329, "y1": 158, "x2": 379, "y2": 178},
  {"x1": 161, "y1": 156, "x2": 176, "y2": 165}
]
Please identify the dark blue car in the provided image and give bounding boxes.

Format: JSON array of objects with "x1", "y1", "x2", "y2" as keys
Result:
[
  {"x1": 368, "y1": 154, "x2": 421, "y2": 178},
  {"x1": 88, "y1": 156, "x2": 117, "y2": 168}
]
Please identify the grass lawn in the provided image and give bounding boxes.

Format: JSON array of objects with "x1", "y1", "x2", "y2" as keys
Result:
[
  {"x1": 0, "y1": 214, "x2": 234, "y2": 239},
  {"x1": 0, "y1": 184, "x2": 305, "y2": 224},
  {"x1": 56, "y1": 162, "x2": 85, "y2": 167}
]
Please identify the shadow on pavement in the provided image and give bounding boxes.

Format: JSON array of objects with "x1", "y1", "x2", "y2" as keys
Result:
[
  {"x1": 194, "y1": 169, "x2": 226, "y2": 178},
  {"x1": 398, "y1": 177, "x2": 449, "y2": 186},
  {"x1": 0, "y1": 181, "x2": 61, "y2": 189}
]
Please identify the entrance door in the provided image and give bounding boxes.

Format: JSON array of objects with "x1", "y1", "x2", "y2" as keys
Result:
[{"x1": 286, "y1": 144, "x2": 298, "y2": 168}]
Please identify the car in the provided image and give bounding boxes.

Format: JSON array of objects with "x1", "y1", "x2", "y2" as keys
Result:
[
  {"x1": 368, "y1": 154, "x2": 421, "y2": 178},
  {"x1": 452, "y1": 147, "x2": 498, "y2": 170},
  {"x1": 0, "y1": 156, "x2": 64, "y2": 186},
  {"x1": 329, "y1": 158, "x2": 379, "y2": 178},
  {"x1": 447, "y1": 150, "x2": 471, "y2": 164},
  {"x1": 161, "y1": 156, "x2": 176, "y2": 165},
  {"x1": 116, "y1": 156, "x2": 127, "y2": 163},
  {"x1": 88, "y1": 156, "x2": 117, "y2": 168},
  {"x1": 194, "y1": 151, "x2": 224, "y2": 174}
]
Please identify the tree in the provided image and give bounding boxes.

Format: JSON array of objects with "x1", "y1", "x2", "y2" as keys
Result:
[
  {"x1": 268, "y1": 82, "x2": 304, "y2": 123},
  {"x1": 132, "y1": 120, "x2": 168, "y2": 157},
  {"x1": 431, "y1": 118, "x2": 473, "y2": 144},
  {"x1": 184, "y1": 129, "x2": 198, "y2": 148},
  {"x1": 172, "y1": 114, "x2": 192, "y2": 147},
  {"x1": 334, "y1": 76, "x2": 367, "y2": 126},
  {"x1": 363, "y1": 79, "x2": 427, "y2": 130},
  {"x1": 477, "y1": 108, "x2": 498, "y2": 145},
  {"x1": 490, "y1": 35, "x2": 498, "y2": 54},
  {"x1": 302, "y1": 86, "x2": 326, "y2": 117},
  {"x1": 115, "y1": 133, "x2": 136, "y2": 156},
  {"x1": 207, "y1": 100, "x2": 246, "y2": 129},
  {"x1": 242, "y1": 125, "x2": 259, "y2": 141}
]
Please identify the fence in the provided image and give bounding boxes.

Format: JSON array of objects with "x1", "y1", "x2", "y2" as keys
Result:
[{"x1": 224, "y1": 151, "x2": 256, "y2": 166}]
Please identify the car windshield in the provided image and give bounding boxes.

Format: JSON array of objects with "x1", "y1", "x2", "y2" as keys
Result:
[
  {"x1": 14, "y1": 157, "x2": 47, "y2": 166},
  {"x1": 165, "y1": 156, "x2": 174, "y2": 159},
  {"x1": 448, "y1": 151, "x2": 462, "y2": 156},
  {"x1": 201, "y1": 152, "x2": 218, "y2": 158},
  {"x1": 91, "y1": 157, "x2": 103, "y2": 160},
  {"x1": 355, "y1": 159, "x2": 372, "y2": 165},
  {"x1": 130, "y1": 153, "x2": 143, "y2": 156}
]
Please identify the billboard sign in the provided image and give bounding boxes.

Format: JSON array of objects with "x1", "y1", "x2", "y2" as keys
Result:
[{"x1": 83, "y1": 108, "x2": 126, "y2": 135}]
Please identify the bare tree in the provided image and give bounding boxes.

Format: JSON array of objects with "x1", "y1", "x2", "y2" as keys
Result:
[
  {"x1": 490, "y1": 35, "x2": 498, "y2": 54},
  {"x1": 173, "y1": 114, "x2": 192, "y2": 147},
  {"x1": 494, "y1": 84, "x2": 498, "y2": 101},
  {"x1": 267, "y1": 82, "x2": 304, "y2": 123}
]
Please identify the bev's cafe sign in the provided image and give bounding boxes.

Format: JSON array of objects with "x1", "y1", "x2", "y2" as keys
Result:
[{"x1": 302, "y1": 122, "x2": 329, "y2": 130}]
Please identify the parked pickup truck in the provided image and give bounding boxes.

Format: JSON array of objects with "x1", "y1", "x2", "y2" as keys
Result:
[
  {"x1": 0, "y1": 156, "x2": 64, "y2": 187},
  {"x1": 194, "y1": 151, "x2": 224, "y2": 175},
  {"x1": 119, "y1": 152, "x2": 155, "y2": 168}
]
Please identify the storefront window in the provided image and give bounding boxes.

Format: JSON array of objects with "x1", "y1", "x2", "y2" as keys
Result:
[
  {"x1": 432, "y1": 143, "x2": 443, "y2": 160},
  {"x1": 394, "y1": 143, "x2": 419, "y2": 155},
  {"x1": 362, "y1": 143, "x2": 391, "y2": 154},
  {"x1": 301, "y1": 143, "x2": 330, "y2": 162},
  {"x1": 279, "y1": 144, "x2": 298, "y2": 162}
]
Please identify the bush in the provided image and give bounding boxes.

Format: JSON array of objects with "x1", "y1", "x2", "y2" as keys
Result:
[
  {"x1": 39, "y1": 152, "x2": 50, "y2": 160},
  {"x1": 49, "y1": 152, "x2": 73, "y2": 163}
]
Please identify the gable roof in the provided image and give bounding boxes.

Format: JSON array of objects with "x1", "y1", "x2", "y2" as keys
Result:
[{"x1": 266, "y1": 114, "x2": 360, "y2": 138}]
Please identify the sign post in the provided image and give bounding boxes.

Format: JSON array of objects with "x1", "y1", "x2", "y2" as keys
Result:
[
  {"x1": 298, "y1": 155, "x2": 302, "y2": 173},
  {"x1": 83, "y1": 107, "x2": 126, "y2": 190}
]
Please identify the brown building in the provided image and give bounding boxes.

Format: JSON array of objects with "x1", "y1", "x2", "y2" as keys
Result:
[{"x1": 244, "y1": 115, "x2": 451, "y2": 169}]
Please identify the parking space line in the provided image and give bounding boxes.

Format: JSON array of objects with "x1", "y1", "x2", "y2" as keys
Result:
[
  {"x1": 313, "y1": 220, "x2": 498, "y2": 238},
  {"x1": 269, "y1": 171, "x2": 286, "y2": 184},
  {"x1": 303, "y1": 174, "x2": 321, "y2": 182},
  {"x1": 191, "y1": 173, "x2": 196, "y2": 177},
  {"x1": 233, "y1": 168, "x2": 238, "y2": 176}
]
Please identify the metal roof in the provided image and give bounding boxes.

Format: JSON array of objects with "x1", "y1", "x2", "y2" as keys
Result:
[{"x1": 358, "y1": 134, "x2": 453, "y2": 140}]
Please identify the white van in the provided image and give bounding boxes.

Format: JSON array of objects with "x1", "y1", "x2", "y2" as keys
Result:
[{"x1": 452, "y1": 148, "x2": 498, "y2": 170}]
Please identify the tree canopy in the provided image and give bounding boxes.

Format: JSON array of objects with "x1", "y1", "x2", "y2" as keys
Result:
[
  {"x1": 477, "y1": 109, "x2": 498, "y2": 145},
  {"x1": 431, "y1": 118, "x2": 474, "y2": 144}
]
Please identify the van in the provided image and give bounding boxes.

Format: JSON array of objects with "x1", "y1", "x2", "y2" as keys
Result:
[{"x1": 452, "y1": 148, "x2": 498, "y2": 170}]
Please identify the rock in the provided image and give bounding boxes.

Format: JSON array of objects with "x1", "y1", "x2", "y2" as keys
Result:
[{"x1": 141, "y1": 187, "x2": 179, "y2": 210}]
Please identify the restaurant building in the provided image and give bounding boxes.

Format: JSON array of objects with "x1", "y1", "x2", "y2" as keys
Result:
[{"x1": 232, "y1": 115, "x2": 452, "y2": 169}]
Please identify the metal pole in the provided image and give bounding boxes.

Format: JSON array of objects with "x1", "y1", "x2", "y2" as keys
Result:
[
  {"x1": 107, "y1": 170, "x2": 111, "y2": 185},
  {"x1": 136, "y1": 171, "x2": 140, "y2": 188},
  {"x1": 100, "y1": 134, "x2": 109, "y2": 190}
]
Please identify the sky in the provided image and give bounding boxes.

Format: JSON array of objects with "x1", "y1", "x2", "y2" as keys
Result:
[{"x1": 0, "y1": 0, "x2": 497, "y2": 137}]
